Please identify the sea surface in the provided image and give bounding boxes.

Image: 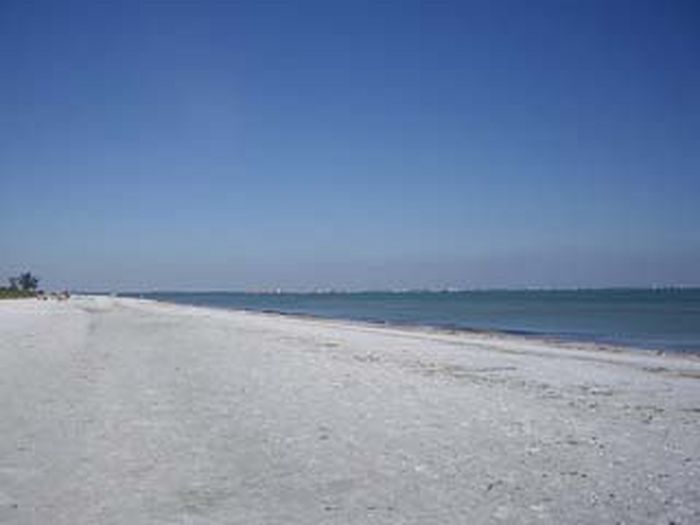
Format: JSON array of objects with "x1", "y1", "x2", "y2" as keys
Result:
[{"x1": 125, "y1": 289, "x2": 700, "y2": 354}]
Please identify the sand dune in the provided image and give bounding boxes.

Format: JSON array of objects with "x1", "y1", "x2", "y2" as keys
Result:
[{"x1": 1, "y1": 296, "x2": 699, "y2": 524}]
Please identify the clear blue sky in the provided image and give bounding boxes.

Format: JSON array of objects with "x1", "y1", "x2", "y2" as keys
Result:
[{"x1": 2, "y1": 0, "x2": 699, "y2": 291}]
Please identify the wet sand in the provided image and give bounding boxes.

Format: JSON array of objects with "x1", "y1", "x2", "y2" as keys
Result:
[{"x1": 1, "y1": 295, "x2": 699, "y2": 524}]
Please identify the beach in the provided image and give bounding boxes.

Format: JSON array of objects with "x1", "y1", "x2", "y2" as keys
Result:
[{"x1": 1, "y1": 296, "x2": 699, "y2": 524}]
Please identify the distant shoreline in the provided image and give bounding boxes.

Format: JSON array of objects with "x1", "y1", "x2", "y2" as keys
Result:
[
  {"x1": 120, "y1": 289, "x2": 700, "y2": 355},
  {"x1": 112, "y1": 293, "x2": 699, "y2": 359},
  {"x1": 103, "y1": 286, "x2": 700, "y2": 295}
]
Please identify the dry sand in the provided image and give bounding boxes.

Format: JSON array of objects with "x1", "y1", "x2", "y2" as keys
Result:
[{"x1": 1, "y1": 295, "x2": 699, "y2": 524}]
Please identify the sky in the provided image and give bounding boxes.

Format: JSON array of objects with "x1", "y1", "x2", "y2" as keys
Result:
[{"x1": 1, "y1": 0, "x2": 699, "y2": 291}]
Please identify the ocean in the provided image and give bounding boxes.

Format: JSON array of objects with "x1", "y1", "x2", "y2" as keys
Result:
[{"x1": 125, "y1": 289, "x2": 700, "y2": 354}]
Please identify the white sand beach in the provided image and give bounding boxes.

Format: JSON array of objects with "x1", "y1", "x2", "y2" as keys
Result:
[{"x1": 1, "y1": 295, "x2": 699, "y2": 524}]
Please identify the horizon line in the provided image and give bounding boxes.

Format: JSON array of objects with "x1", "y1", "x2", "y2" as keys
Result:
[{"x1": 76, "y1": 285, "x2": 700, "y2": 295}]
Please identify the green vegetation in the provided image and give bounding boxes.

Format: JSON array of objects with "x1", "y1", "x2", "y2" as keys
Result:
[
  {"x1": 0, "y1": 271, "x2": 40, "y2": 299},
  {"x1": 0, "y1": 288, "x2": 36, "y2": 299}
]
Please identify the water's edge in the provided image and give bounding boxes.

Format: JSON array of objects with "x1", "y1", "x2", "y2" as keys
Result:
[{"x1": 119, "y1": 290, "x2": 700, "y2": 355}]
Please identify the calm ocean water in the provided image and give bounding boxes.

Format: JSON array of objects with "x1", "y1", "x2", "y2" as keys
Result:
[{"x1": 127, "y1": 289, "x2": 700, "y2": 353}]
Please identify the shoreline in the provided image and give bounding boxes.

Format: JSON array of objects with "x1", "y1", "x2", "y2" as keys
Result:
[
  {"x1": 111, "y1": 296, "x2": 700, "y2": 385},
  {"x1": 129, "y1": 294, "x2": 700, "y2": 363}
]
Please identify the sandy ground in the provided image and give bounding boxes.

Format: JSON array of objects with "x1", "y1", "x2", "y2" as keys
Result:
[{"x1": 0, "y1": 296, "x2": 699, "y2": 524}]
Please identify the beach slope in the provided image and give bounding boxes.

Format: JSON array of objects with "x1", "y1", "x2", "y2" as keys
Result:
[{"x1": 1, "y1": 296, "x2": 699, "y2": 524}]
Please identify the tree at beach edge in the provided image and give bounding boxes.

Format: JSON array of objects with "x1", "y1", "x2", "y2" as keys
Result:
[{"x1": 0, "y1": 271, "x2": 40, "y2": 298}]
